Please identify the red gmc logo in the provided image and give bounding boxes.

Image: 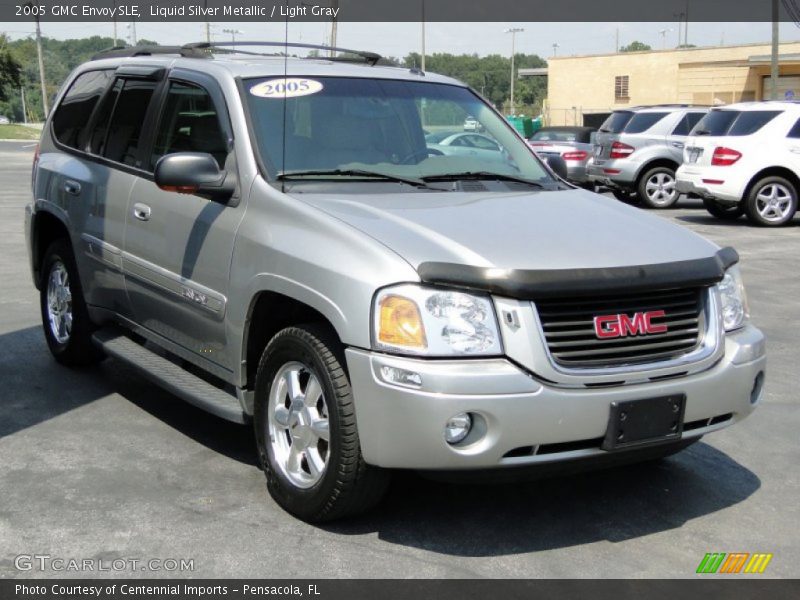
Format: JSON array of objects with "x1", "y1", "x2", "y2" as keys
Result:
[{"x1": 593, "y1": 310, "x2": 668, "y2": 339}]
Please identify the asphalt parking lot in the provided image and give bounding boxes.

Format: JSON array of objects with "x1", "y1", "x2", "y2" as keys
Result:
[{"x1": 1, "y1": 140, "x2": 798, "y2": 579}]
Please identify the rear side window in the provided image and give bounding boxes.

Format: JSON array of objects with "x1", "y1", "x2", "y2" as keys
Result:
[
  {"x1": 599, "y1": 111, "x2": 633, "y2": 133},
  {"x1": 623, "y1": 112, "x2": 669, "y2": 134},
  {"x1": 151, "y1": 81, "x2": 228, "y2": 169},
  {"x1": 52, "y1": 70, "x2": 112, "y2": 150},
  {"x1": 101, "y1": 79, "x2": 157, "y2": 166},
  {"x1": 671, "y1": 112, "x2": 706, "y2": 136},
  {"x1": 692, "y1": 110, "x2": 781, "y2": 136},
  {"x1": 727, "y1": 111, "x2": 782, "y2": 136}
]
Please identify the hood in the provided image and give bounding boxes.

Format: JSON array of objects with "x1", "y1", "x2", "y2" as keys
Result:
[{"x1": 294, "y1": 189, "x2": 720, "y2": 274}]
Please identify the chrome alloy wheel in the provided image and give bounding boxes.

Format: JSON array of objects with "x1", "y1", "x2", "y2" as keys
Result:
[
  {"x1": 46, "y1": 260, "x2": 72, "y2": 344},
  {"x1": 755, "y1": 183, "x2": 794, "y2": 222},
  {"x1": 268, "y1": 362, "x2": 330, "y2": 489},
  {"x1": 645, "y1": 171, "x2": 677, "y2": 206}
]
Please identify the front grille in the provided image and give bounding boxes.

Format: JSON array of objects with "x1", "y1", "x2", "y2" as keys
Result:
[{"x1": 536, "y1": 287, "x2": 705, "y2": 368}]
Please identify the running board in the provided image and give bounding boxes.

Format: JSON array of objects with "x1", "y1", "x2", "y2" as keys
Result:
[{"x1": 92, "y1": 327, "x2": 246, "y2": 424}]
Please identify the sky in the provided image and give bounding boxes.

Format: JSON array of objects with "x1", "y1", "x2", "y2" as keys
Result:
[{"x1": 2, "y1": 21, "x2": 800, "y2": 59}]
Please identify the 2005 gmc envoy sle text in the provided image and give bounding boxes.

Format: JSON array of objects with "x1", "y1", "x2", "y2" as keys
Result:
[{"x1": 25, "y1": 42, "x2": 766, "y2": 522}]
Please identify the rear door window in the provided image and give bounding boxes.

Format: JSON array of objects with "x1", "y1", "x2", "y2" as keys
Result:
[
  {"x1": 623, "y1": 112, "x2": 669, "y2": 134},
  {"x1": 101, "y1": 79, "x2": 157, "y2": 167},
  {"x1": 691, "y1": 110, "x2": 738, "y2": 136},
  {"x1": 786, "y1": 117, "x2": 800, "y2": 138},
  {"x1": 671, "y1": 112, "x2": 706, "y2": 136},
  {"x1": 727, "y1": 111, "x2": 782, "y2": 136},
  {"x1": 52, "y1": 70, "x2": 113, "y2": 150},
  {"x1": 691, "y1": 110, "x2": 781, "y2": 136},
  {"x1": 599, "y1": 111, "x2": 633, "y2": 133}
]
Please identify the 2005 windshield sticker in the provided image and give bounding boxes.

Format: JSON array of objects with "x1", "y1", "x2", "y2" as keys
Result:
[{"x1": 250, "y1": 78, "x2": 324, "y2": 99}]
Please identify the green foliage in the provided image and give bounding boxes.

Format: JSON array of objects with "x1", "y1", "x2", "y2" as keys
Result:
[
  {"x1": 0, "y1": 35, "x2": 22, "y2": 105},
  {"x1": 403, "y1": 51, "x2": 547, "y2": 116},
  {"x1": 0, "y1": 36, "x2": 158, "y2": 123},
  {"x1": 619, "y1": 41, "x2": 652, "y2": 53}
]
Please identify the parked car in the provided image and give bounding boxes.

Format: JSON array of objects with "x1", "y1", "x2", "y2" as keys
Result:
[
  {"x1": 588, "y1": 105, "x2": 708, "y2": 208},
  {"x1": 463, "y1": 115, "x2": 481, "y2": 131},
  {"x1": 676, "y1": 101, "x2": 800, "y2": 226},
  {"x1": 27, "y1": 43, "x2": 765, "y2": 522},
  {"x1": 528, "y1": 126, "x2": 596, "y2": 188},
  {"x1": 427, "y1": 131, "x2": 506, "y2": 163},
  {"x1": 0, "y1": 115, "x2": 10, "y2": 124}
]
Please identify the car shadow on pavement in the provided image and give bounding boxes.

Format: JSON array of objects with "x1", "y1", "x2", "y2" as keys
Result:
[
  {"x1": 0, "y1": 325, "x2": 256, "y2": 465},
  {"x1": 323, "y1": 442, "x2": 760, "y2": 557}
]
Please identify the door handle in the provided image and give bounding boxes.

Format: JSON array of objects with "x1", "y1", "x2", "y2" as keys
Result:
[
  {"x1": 64, "y1": 180, "x2": 81, "y2": 196},
  {"x1": 133, "y1": 203, "x2": 151, "y2": 221},
  {"x1": 790, "y1": 147, "x2": 800, "y2": 154}
]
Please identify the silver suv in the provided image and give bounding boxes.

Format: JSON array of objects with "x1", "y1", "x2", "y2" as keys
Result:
[
  {"x1": 588, "y1": 105, "x2": 708, "y2": 208},
  {"x1": 26, "y1": 43, "x2": 765, "y2": 522}
]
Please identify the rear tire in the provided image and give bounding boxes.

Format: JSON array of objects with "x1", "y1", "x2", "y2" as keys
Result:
[
  {"x1": 254, "y1": 324, "x2": 390, "y2": 522},
  {"x1": 744, "y1": 176, "x2": 798, "y2": 227},
  {"x1": 703, "y1": 198, "x2": 745, "y2": 221},
  {"x1": 39, "y1": 239, "x2": 104, "y2": 367},
  {"x1": 637, "y1": 166, "x2": 679, "y2": 209}
]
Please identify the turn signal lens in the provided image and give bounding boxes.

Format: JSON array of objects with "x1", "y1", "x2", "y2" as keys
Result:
[{"x1": 378, "y1": 295, "x2": 427, "y2": 349}]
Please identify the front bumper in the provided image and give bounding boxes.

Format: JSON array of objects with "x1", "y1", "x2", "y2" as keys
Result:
[{"x1": 346, "y1": 325, "x2": 765, "y2": 470}]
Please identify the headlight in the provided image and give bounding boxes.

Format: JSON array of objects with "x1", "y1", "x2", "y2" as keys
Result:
[
  {"x1": 373, "y1": 284, "x2": 503, "y2": 356},
  {"x1": 718, "y1": 266, "x2": 749, "y2": 332}
]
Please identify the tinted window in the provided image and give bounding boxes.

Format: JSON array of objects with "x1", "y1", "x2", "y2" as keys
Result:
[
  {"x1": 623, "y1": 112, "x2": 669, "y2": 134},
  {"x1": 152, "y1": 82, "x2": 228, "y2": 169},
  {"x1": 787, "y1": 117, "x2": 800, "y2": 138},
  {"x1": 101, "y1": 79, "x2": 157, "y2": 166},
  {"x1": 530, "y1": 129, "x2": 591, "y2": 143},
  {"x1": 89, "y1": 79, "x2": 122, "y2": 155},
  {"x1": 52, "y1": 70, "x2": 112, "y2": 149},
  {"x1": 727, "y1": 111, "x2": 782, "y2": 136},
  {"x1": 671, "y1": 112, "x2": 706, "y2": 136},
  {"x1": 599, "y1": 111, "x2": 633, "y2": 133},
  {"x1": 692, "y1": 110, "x2": 738, "y2": 136}
]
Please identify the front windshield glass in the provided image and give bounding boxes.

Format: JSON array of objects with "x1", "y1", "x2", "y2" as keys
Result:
[{"x1": 243, "y1": 76, "x2": 551, "y2": 185}]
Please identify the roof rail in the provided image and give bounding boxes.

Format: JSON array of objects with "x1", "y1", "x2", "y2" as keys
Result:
[
  {"x1": 90, "y1": 45, "x2": 206, "y2": 60},
  {"x1": 182, "y1": 41, "x2": 382, "y2": 65}
]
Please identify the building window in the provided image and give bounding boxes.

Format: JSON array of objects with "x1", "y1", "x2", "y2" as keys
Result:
[{"x1": 615, "y1": 75, "x2": 630, "y2": 101}]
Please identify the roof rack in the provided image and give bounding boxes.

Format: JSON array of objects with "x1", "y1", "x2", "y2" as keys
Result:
[
  {"x1": 183, "y1": 41, "x2": 382, "y2": 65},
  {"x1": 92, "y1": 41, "x2": 382, "y2": 66}
]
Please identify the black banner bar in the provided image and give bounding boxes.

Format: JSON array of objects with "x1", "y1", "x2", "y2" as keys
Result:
[
  {"x1": 3, "y1": 580, "x2": 800, "y2": 600},
  {"x1": 0, "y1": 0, "x2": 796, "y2": 23}
]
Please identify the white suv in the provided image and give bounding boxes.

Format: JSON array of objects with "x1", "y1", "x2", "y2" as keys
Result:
[{"x1": 676, "y1": 101, "x2": 800, "y2": 226}]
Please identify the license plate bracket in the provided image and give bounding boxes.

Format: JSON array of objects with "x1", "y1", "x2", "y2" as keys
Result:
[{"x1": 602, "y1": 394, "x2": 686, "y2": 451}]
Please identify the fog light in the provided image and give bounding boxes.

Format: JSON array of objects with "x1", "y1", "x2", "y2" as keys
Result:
[
  {"x1": 379, "y1": 365, "x2": 422, "y2": 388},
  {"x1": 444, "y1": 412, "x2": 472, "y2": 444}
]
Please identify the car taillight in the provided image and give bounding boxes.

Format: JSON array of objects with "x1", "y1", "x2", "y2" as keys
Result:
[
  {"x1": 711, "y1": 146, "x2": 742, "y2": 166},
  {"x1": 609, "y1": 141, "x2": 634, "y2": 159},
  {"x1": 562, "y1": 150, "x2": 588, "y2": 161}
]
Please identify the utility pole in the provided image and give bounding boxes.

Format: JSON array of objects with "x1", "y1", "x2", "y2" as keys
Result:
[
  {"x1": 329, "y1": 0, "x2": 339, "y2": 57},
  {"x1": 504, "y1": 27, "x2": 524, "y2": 115},
  {"x1": 30, "y1": 5, "x2": 48, "y2": 117},
  {"x1": 128, "y1": 21, "x2": 137, "y2": 46},
  {"x1": 684, "y1": 0, "x2": 689, "y2": 46},
  {"x1": 112, "y1": 1, "x2": 117, "y2": 45},
  {"x1": 615, "y1": 28, "x2": 619, "y2": 53},
  {"x1": 204, "y1": 0, "x2": 211, "y2": 43},
  {"x1": 420, "y1": 0, "x2": 426, "y2": 72},
  {"x1": 21, "y1": 85, "x2": 27, "y2": 124},
  {"x1": 223, "y1": 29, "x2": 242, "y2": 45},
  {"x1": 771, "y1": 0, "x2": 779, "y2": 99},
  {"x1": 552, "y1": 42, "x2": 559, "y2": 57}
]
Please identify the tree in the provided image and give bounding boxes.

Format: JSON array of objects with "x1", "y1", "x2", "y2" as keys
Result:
[
  {"x1": 619, "y1": 41, "x2": 652, "y2": 53},
  {"x1": 0, "y1": 35, "x2": 22, "y2": 103}
]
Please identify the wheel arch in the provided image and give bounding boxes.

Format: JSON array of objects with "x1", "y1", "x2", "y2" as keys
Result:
[
  {"x1": 743, "y1": 166, "x2": 800, "y2": 202},
  {"x1": 635, "y1": 157, "x2": 681, "y2": 184},
  {"x1": 242, "y1": 290, "x2": 344, "y2": 391},
  {"x1": 31, "y1": 209, "x2": 71, "y2": 289}
]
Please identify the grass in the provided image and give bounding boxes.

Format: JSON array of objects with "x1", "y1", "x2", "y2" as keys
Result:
[{"x1": 0, "y1": 124, "x2": 42, "y2": 140}]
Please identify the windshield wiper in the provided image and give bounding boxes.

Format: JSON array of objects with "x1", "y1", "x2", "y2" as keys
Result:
[
  {"x1": 277, "y1": 169, "x2": 439, "y2": 190},
  {"x1": 421, "y1": 171, "x2": 549, "y2": 189}
]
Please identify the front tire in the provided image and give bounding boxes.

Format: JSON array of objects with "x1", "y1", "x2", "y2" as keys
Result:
[
  {"x1": 637, "y1": 166, "x2": 679, "y2": 209},
  {"x1": 254, "y1": 324, "x2": 390, "y2": 522},
  {"x1": 703, "y1": 198, "x2": 745, "y2": 221},
  {"x1": 39, "y1": 239, "x2": 103, "y2": 367},
  {"x1": 744, "y1": 176, "x2": 798, "y2": 227}
]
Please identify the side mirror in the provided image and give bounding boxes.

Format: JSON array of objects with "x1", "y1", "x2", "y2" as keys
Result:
[
  {"x1": 544, "y1": 154, "x2": 568, "y2": 180},
  {"x1": 154, "y1": 152, "x2": 235, "y2": 201}
]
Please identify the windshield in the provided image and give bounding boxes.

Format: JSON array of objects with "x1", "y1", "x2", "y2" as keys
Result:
[{"x1": 243, "y1": 76, "x2": 551, "y2": 187}]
